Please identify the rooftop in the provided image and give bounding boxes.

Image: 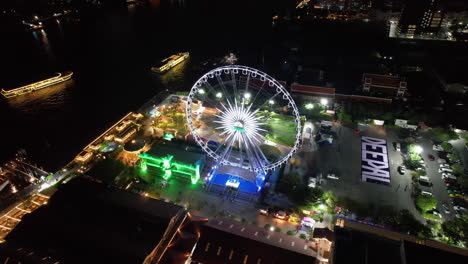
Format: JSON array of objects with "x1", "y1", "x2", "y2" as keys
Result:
[
  {"x1": 363, "y1": 73, "x2": 403, "y2": 88},
  {"x1": 144, "y1": 143, "x2": 206, "y2": 166},
  {"x1": 291, "y1": 83, "x2": 336, "y2": 96},
  {"x1": 1, "y1": 177, "x2": 185, "y2": 264},
  {"x1": 191, "y1": 217, "x2": 317, "y2": 264}
]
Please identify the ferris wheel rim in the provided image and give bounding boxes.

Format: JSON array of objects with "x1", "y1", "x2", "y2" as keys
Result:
[{"x1": 185, "y1": 65, "x2": 302, "y2": 171}]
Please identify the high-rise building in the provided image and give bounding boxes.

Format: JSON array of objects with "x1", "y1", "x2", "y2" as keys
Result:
[{"x1": 398, "y1": 0, "x2": 445, "y2": 38}]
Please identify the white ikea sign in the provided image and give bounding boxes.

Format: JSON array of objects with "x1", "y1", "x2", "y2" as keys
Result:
[{"x1": 361, "y1": 136, "x2": 390, "y2": 185}]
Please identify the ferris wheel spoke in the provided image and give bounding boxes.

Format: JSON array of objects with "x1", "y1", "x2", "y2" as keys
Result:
[
  {"x1": 231, "y1": 71, "x2": 238, "y2": 99},
  {"x1": 244, "y1": 132, "x2": 269, "y2": 168},
  {"x1": 218, "y1": 132, "x2": 236, "y2": 164},
  {"x1": 199, "y1": 81, "x2": 225, "y2": 105},
  {"x1": 249, "y1": 78, "x2": 267, "y2": 108},
  {"x1": 252, "y1": 91, "x2": 282, "y2": 114},
  {"x1": 212, "y1": 134, "x2": 230, "y2": 157},
  {"x1": 215, "y1": 74, "x2": 233, "y2": 103}
]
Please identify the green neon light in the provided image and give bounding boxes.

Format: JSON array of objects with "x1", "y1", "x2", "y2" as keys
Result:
[
  {"x1": 163, "y1": 133, "x2": 175, "y2": 140},
  {"x1": 139, "y1": 153, "x2": 200, "y2": 184},
  {"x1": 163, "y1": 169, "x2": 172, "y2": 179},
  {"x1": 140, "y1": 160, "x2": 147, "y2": 172},
  {"x1": 192, "y1": 164, "x2": 200, "y2": 184},
  {"x1": 174, "y1": 163, "x2": 197, "y2": 171},
  {"x1": 162, "y1": 155, "x2": 173, "y2": 170}
]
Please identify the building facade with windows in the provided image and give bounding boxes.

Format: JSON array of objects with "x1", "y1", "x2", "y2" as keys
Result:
[{"x1": 397, "y1": 0, "x2": 445, "y2": 38}]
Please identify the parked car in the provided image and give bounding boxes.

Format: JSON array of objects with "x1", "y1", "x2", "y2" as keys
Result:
[
  {"x1": 398, "y1": 166, "x2": 406, "y2": 175},
  {"x1": 421, "y1": 191, "x2": 433, "y2": 196},
  {"x1": 452, "y1": 200, "x2": 465, "y2": 208},
  {"x1": 443, "y1": 178, "x2": 457, "y2": 184},
  {"x1": 259, "y1": 208, "x2": 269, "y2": 216},
  {"x1": 446, "y1": 183, "x2": 460, "y2": 189},
  {"x1": 419, "y1": 180, "x2": 432, "y2": 187},
  {"x1": 274, "y1": 210, "x2": 288, "y2": 220},
  {"x1": 428, "y1": 154, "x2": 435, "y2": 161},
  {"x1": 442, "y1": 173, "x2": 457, "y2": 180},
  {"x1": 453, "y1": 206, "x2": 467, "y2": 212},
  {"x1": 428, "y1": 209, "x2": 442, "y2": 218},
  {"x1": 308, "y1": 177, "x2": 317, "y2": 188},
  {"x1": 439, "y1": 164, "x2": 450, "y2": 168},
  {"x1": 396, "y1": 142, "x2": 401, "y2": 152},
  {"x1": 327, "y1": 170, "x2": 339, "y2": 180},
  {"x1": 288, "y1": 214, "x2": 301, "y2": 223},
  {"x1": 450, "y1": 193, "x2": 464, "y2": 199},
  {"x1": 419, "y1": 176, "x2": 430, "y2": 182},
  {"x1": 448, "y1": 189, "x2": 461, "y2": 195},
  {"x1": 439, "y1": 168, "x2": 454, "y2": 173},
  {"x1": 437, "y1": 158, "x2": 447, "y2": 164},
  {"x1": 433, "y1": 145, "x2": 444, "y2": 151},
  {"x1": 442, "y1": 204, "x2": 451, "y2": 214}
]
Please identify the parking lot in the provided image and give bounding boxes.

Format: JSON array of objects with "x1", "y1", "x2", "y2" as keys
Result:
[
  {"x1": 306, "y1": 121, "x2": 467, "y2": 223},
  {"x1": 310, "y1": 122, "x2": 421, "y2": 219}
]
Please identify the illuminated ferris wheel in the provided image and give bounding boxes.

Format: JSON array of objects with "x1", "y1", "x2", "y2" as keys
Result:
[{"x1": 186, "y1": 66, "x2": 301, "y2": 186}]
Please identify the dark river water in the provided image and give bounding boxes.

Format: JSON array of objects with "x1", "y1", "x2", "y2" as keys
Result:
[{"x1": 0, "y1": 0, "x2": 279, "y2": 170}]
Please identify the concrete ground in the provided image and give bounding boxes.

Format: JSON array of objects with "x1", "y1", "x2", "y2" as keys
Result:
[{"x1": 312, "y1": 122, "x2": 422, "y2": 220}]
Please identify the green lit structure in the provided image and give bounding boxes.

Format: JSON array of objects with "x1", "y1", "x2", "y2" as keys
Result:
[{"x1": 139, "y1": 144, "x2": 205, "y2": 184}]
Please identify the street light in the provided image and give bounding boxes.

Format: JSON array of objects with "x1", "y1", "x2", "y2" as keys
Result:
[
  {"x1": 198, "y1": 89, "x2": 205, "y2": 95},
  {"x1": 216, "y1": 92, "x2": 222, "y2": 98},
  {"x1": 270, "y1": 226, "x2": 275, "y2": 231},
  {"x1": 244, "y1": 92, "x2": 251, "y2": 99},
  {"x1": 414, "y1": 145, "x2": 423, "y2": 154},
  {"x1": 305, "y1": 103, "x2": 314, "y2": 110},
  {"x1": 320, "y1": 98, "x2": 328, "y2": 106},
  {"x1": 319, "y1": 204, "x2": 326, "y2": 210},
  {"x1": 269, "y1": 99, "x2": 275, "y2": 105}
]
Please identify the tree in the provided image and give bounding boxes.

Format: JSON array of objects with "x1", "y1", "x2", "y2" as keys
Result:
[
  {"x1": 416, "y1": 194, "x2": 437, "y2": 212},
  {"x1": 447, "y1": 153, "x2": 460, "y2": 163},
  {"x1": 264, "y1": 224, "x2": 271, "y2": 230},
  {"x1": 394, "y1": 209, "x2": 431, "y2": 237},
  {"x1": 442, "y1": 213, "x2": 468, "y2": 245},
  {"x1": 286, "y1": 230, "x2": 294, "y2": 236},
  {"x1": 276, "y1": 173, "x2": 301, "y2": 194},
  {"x1": 441, "y1": 142, "x2": 453, "y2": 152},
  {"x1": 404, "y1": 158, "x2": 421, "y2": 170},
  {"x1": 428, "y1": 128, "x2": 459, "y2": 141},
  {"x1": 452, "y1": 165, "x2": 463, "y2": 175},
  {"x1": 458, "y1": 177, "x2": 468, "y2": 193}
]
